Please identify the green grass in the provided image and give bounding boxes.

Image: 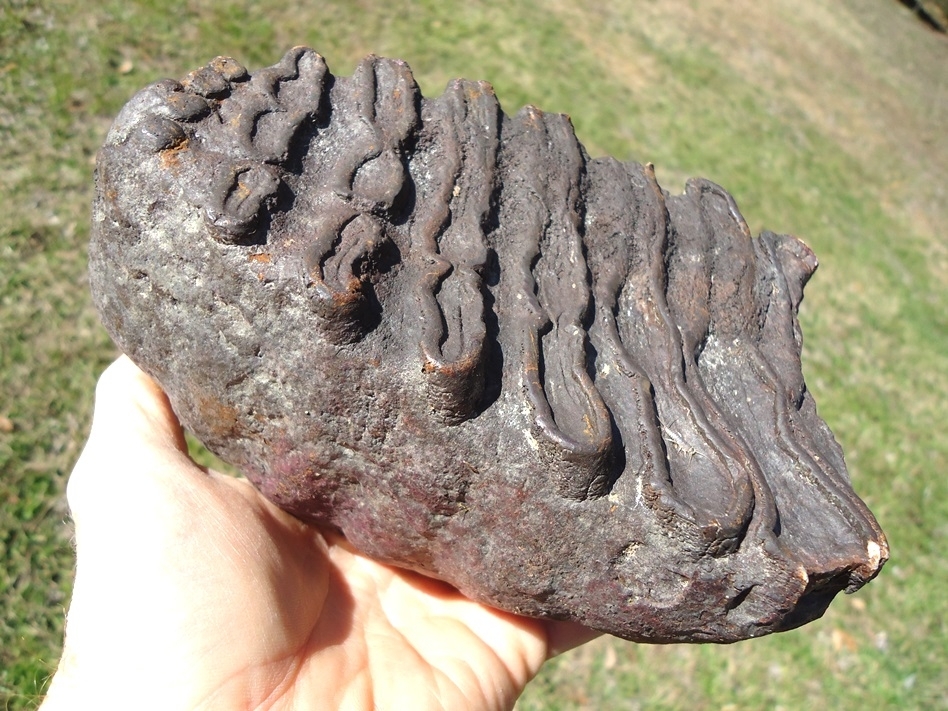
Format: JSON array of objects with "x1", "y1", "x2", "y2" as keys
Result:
[{"x1": 1, "y1": 0, "x2": 945, "y2": 708}]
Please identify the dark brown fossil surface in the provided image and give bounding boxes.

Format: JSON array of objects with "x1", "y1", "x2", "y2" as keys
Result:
[{"x1": 90, "y1": 48, "x2": 888, "y2": 643}]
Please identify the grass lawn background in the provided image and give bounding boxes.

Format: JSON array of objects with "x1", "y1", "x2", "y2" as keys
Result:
[{"x1": 1, "y1": 0, "x2": 945, "y2": 708}]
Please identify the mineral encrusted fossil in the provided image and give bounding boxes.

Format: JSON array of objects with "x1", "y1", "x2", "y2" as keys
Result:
[{"x1": 90, "y1": 48, "x2": 888, "y2": 643}]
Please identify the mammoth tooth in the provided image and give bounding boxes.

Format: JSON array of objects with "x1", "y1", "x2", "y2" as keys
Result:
[{"x1": 90, "y1": 48, "x2": 888, "y2": 643}]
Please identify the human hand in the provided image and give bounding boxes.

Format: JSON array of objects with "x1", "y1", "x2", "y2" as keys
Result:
[{"x1": 41, "y1": 357, "x2": 599, "y2": 710}]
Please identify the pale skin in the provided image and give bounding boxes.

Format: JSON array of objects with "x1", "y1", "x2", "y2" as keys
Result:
[{"x1": 41, "y1": 357, "x2": 599, "y2": 711}]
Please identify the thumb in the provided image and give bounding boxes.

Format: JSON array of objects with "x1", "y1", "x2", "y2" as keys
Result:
[
  {"x1": 86, "y1": 355, "x2": 187, "y2": 454},
  {"x1": 65, "y1": 355, "x2": 201, "y2": 535}
]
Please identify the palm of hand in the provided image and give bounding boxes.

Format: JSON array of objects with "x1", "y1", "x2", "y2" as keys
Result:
[{"x1": 42, "y1": 358, "x2": 595, "y2": 711}]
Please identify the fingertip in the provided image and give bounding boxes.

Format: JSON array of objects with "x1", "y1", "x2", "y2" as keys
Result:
[{"x1": 543, "y1": 621, "x2": 603, "y2": 659}]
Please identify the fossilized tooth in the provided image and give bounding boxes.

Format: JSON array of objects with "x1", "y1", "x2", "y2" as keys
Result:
[{"x1": 89, "y1": 47, "x2": 888, "y2": 643}]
